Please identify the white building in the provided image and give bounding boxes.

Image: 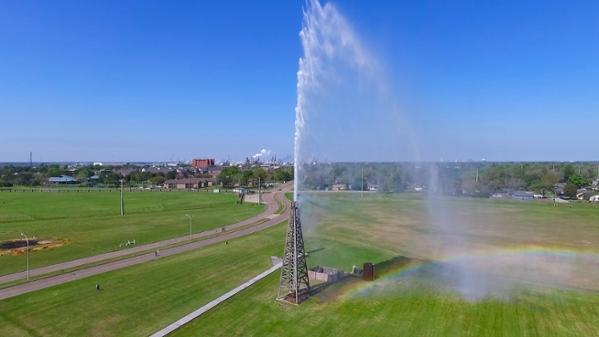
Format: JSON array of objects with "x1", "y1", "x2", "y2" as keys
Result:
[{"x1": 552, "y1": 197, "x2": 570, "y2": 204}]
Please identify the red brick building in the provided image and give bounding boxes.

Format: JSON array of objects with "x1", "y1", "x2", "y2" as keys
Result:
[{"x1": 192, "y1": 158, "x2": 215, "y2": 169}]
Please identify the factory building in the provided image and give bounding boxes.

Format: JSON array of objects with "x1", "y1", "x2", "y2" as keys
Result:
[{"x1": 191, "y1": 158, "x2": 215, "y2": 169}]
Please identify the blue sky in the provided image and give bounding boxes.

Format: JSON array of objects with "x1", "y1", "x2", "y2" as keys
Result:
[{"x1": 1, "y1": 0, "x2": 598, "y2": 162}]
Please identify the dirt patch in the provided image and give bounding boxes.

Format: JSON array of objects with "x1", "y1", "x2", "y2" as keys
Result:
[
  {"x1": 0, "y1": 239, "x2": 39, "y2": 250},
  {"x1": 0, "y1": 238, "x2": 68, "y2": 256}
]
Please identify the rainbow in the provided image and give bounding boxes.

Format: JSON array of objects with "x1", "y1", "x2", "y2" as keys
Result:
[{"x1": 342, "y1": 244, "x2": 599, "y2": 299}]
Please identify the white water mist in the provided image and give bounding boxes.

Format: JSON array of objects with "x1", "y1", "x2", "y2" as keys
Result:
[
  {"x1": 290, "y1": 0, "x2": 598, "y2": 301},
  {"x1": 293, "y1": 0, "x2": 372, "y2": 201}
]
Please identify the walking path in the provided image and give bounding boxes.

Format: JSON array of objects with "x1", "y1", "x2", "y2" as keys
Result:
[
  {"x1": 0, "y1": 185, "x2": 291, "y2": 300},
  {"x1": 149, "y1": 262, "x2": 282, "y2": 337},
  {"x1": 0, "y1": 184, "x2": 288, "y2": 285}
]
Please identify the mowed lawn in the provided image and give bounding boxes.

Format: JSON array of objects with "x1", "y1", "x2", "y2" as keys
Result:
[
  {"x1": 169, "y1": 271, "x2": 599, "y2": 337},
  {"x1": 300, "y1": 192, "x2": 599, "y2": 267},
  {"x1": 2, "y1": 193, "x2": 598, "y2": 336},
  {"x1": 0, "y1": 223, "x2": 286, "y2": 337},
  {"x1": 169, "y1": 193, "x2": 599, "y2": 337},
  {"x1": 0, "y1": 190, "x2": 264, "y2": 276}
]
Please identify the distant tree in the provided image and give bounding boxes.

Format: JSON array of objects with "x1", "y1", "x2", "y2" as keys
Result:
[
  {"x1": 127, "y1": 171, "x2": 151, "y2": 184},
  {"x1": 100, "y1": 172, "x2": 121, "y2": 186},
  {"x1": 563, "y1": 182, "x2": 578, "y2": 199},
  {"x1": 76, "y1": 167, "x2": 94, "y2": 181},
  {"x1": 331, "y1": 164, "x2": 346, "y2": 181},
  {"x1": 438, "y1": 167, "x2": 461, "y2": 195},
  {"x1": 150, "y1": 175, "x2": 165, "y2": 185},
  {"x1": 166, "y1": 171, "x2": 177, "y2": 180},
  {"x1": 583, "y1": 166, "x2": 597, "y2": 179},
  {"x1": 301, "y1": 164, "x2": 331, "y2": 190},
  {"x1": 530, "y1": 170, "x2": 560, "y2": 196},
  {"x1": 373, "y1": 165, "x2": 408, "y2": 193},
  {"x1": 253, "y1": 167, "x2": 267, "y2": 185},
  {"x1": 461, "y1": 177, "x2": 478, "y2": 196},
  {"x1": 241, "y1": 170, "x2": 254, "y2": 186},
  {"x1": 540, "y1": 171, "x2": 560, "y2": 188},
  {"x1": 350, "y1": 172, "x2": 363, "y2": 191},
  {"x1": 379, "y1": 175, "x2": 393, "y2": 193},
  {"x1": 14, "y1": 172, "x2": 35, "y2": 186},
  {"x1": 522, "y1": 171, "x2": 542, "y2": 190},
  {"x1": 217, "y1": 166, "x2": 241, "y2": 187},
  {"x1": 563, "y1": 165, "x2": 575, "y2": 182},
  {"x1": 32, "y1": 173, "x2": 46, "y2": 186},
  {"x1": 568, "y1": 174, "x2": 590, "y2": 188},
  {"x1": 479, "y1": 166, "x2": 508, "y2": 192},
  {"x1": 273, "y1": 168, "x2": 292, "y2": 182},
  {"x1": 46, "y1": 165, "x2": 62, "y2": 177}
]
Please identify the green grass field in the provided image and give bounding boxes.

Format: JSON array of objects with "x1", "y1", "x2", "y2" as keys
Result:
[
  {"x1": 296, "y1": 193, "x2": 599, "y2": 268},
  {"x1": 0, "y1": 223, "x2": 286, "y2": 337},
  {"x1": 170, "y1": 193, "x2": 599, "y2": 337},
  {"x1": 0, "y1": 191, "x2": 264, "y2": 276},
  {"x1": 1, "y1": 193, "x2": 598, "y2": 336},
  {"x1": 170, "y1": 272, "x2": 598, "y2": 337}
]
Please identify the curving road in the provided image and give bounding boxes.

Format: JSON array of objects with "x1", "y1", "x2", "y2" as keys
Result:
[{"x1": 0, "y1": 184, "x2": 292, "y2": 300}]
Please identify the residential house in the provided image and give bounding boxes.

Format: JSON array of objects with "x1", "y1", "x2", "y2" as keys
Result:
[
  {"x1": 48, "y1": 175, "x2": 78, "y2": 184},
  {"x1": 163, "y1": 178, "x2": 213, "y2": 189}
]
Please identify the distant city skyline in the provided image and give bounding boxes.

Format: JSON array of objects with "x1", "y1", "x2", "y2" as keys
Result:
[
  {"x1": 2, "y1": 1, "x2": 599, "y2": 162},
  {"x1": 0, "y1": 148, "x2": 288, "y2": 165}
]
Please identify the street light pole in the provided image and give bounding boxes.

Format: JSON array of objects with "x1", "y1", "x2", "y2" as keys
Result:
[
  {"x1": 20, "y1": 232, "x2": 30, "y2": 281},
  {"x1": 258, "y1": 176, "x2": 262, "y2": 204},
  {"x1": 185, "y1": 214, "x2": 192, "y2": 241}
]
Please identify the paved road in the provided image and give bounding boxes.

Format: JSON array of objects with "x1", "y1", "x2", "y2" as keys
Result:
[{"x1": 0, "y1": 185, "x2": 291, "y2": 300}]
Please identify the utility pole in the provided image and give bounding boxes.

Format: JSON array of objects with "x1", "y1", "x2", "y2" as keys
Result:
[
  {"x1": 475, "y1": 167, "x2": 479, "y2": 183},
  {"x1": 120, "y1": 179, "x2": 125, "y2": 216},
  {"x1": 20, "y1": 232, "x2": 30, "y2": 281},
  {"x1": 29, "y1": 152, "x2": 32, "y2": 167},
  {"x1": 361, "y1": 167, "x2": 364, "y2": 198},
  {"x1": 258, "y1": 176, "x2": 262, "y2": 204}
]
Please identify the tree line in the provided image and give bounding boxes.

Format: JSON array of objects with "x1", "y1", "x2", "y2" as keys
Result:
[
  {"x1": 0, "y1": 164, "x2": 294, "y2": 189},
  {"x1": 216, "y1": 166, "x2": 293, "y2": 188},
  {"x1": 297, "y1": 162, "x2": 599, "y2": 199}
]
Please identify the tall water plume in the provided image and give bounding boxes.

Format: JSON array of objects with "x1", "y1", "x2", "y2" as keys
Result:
[
  {"x1": 291, "y1": 0, "x2": 598, "y2": 301},
  {"x1": 293, "y1": 0, "x2": 414, "y2": 201}
]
